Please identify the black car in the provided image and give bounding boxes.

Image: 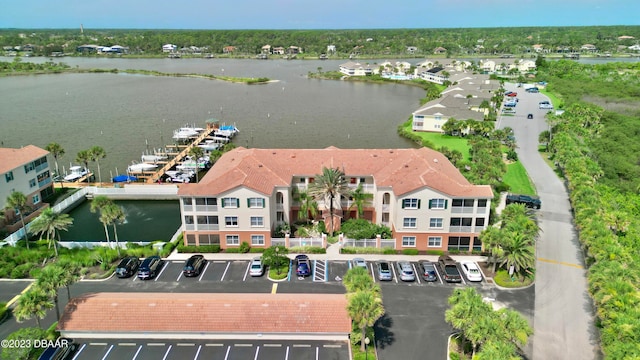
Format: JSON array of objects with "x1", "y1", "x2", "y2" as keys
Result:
[
  {"x1": 115, "y1": 256, "x2": 140, "y2": 278},
  {"x1": 183, "y1": 254, "x2": 206, "y2": 277},
  {"x1": 138, "y1": 256, "x2": 164, "y2": 280},
  {"x1": 38, "y1": 341, "x2": 77, "y2": 360},
  {"x1": 527, "y1": 113, "x2": 533, "y2": 119}
]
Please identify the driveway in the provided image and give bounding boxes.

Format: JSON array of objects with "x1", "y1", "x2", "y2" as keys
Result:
[{"x1": 498, "y1": 83, "x2": 600, "y2": 359}]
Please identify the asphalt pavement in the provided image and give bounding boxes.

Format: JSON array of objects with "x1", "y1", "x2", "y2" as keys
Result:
[{"x1": 497, "y1": 83, "x2": 600, "y2": 360}]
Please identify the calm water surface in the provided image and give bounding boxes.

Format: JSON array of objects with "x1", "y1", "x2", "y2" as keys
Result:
[{"x1": 0, "y1": 58, "x2": 423, "y2": 175}]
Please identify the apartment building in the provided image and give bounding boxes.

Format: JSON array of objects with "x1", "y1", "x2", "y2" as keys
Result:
[
  {"x1": 177, "y1": 147, "x2": 493, "y2": 252},
  {"x1": 0, "y1": 145, "x2": 53, "y2": 232}
]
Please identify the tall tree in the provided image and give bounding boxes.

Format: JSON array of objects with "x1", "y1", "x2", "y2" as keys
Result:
[
  {"x1": 13, "y1": 287, "x2": 54, "y2": 329},
  {"x1": 36, "y1": 265, "x2": 66, "y2": 321},
  {"x1": 89, "y1": 146, "x2": 106, "y2": 183},
  {"x1": 347, "y1": 290, "x2": 385, "y2": 352},
  {"x1": 28, "y1": 208, "x2": 73, "y2": 257},
  {"x1": 294, "y1": 189, "x2": 318, "y2": 224},
  {"x1": 498, "y1": 232, "x2": 536, "y2": 280},
  {"x1": 349, "y1": 183, "x2": 373, "y2": 219},
  {"x1": 5, "y1": 191, "x2": 30, "y2": 250},
  {"x1": 45, "y1": 142, "x2": 65, "y2": 177},
  {"x1": 90, "y1": 195, "x2": 113, "y2": 246},
  {"x1": 308, "y1": 167, "x2": 350, "y2": 236},
  {"x1": 105, "y1": 203, "x2": 125, "y2": 256},
  {"x1": 188, "y1": 146, "x2": 204, "y2": 182},
  {"x1": 75, "y1": 149, "x2": 91, "y2": 177},
  {"x1": 59, "y1": 263, "x2": 80, "y2": 302}
]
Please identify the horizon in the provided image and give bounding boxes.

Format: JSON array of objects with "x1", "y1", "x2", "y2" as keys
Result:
[{"x1": 1, "y1": 0, "x2": 638, "y2": 30}]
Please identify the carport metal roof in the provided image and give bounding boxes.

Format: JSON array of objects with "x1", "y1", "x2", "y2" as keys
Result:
[{"x1": 57, "y1": 292, "x2": 351, "y2": 340}]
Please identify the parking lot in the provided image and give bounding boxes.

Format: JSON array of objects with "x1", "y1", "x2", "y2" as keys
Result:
[{"x1": 70, "y1": 339, "x2": 349, "y2": 360}]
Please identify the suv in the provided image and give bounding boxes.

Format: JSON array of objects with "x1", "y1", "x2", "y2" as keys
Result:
[
  {"x1": 183, "y1": 254, "x2": 206, "y2": 277},
  {"x1": 396, "y1": 261, "x2": 415, "y2": 282},
  {"x1": 506, "y1": 193, "x2": 542, "y2": 209},
  {"x1": 377, "y1": 261, "x2": 393, "y2": 281},
  {"x1": 539, "y1": 101, "x2": 553, "y2": 109},
  {"x1": 249, "y1": 257, "x2": 264, "y2": 277},
  {"x1": 115, "y1": 256, "x2": 140, "y2": 278},
  {"x1": 295, "y1": 254, "x2": 311, "y2": 277},
  {"x1": 138, "y1": 256, "x2": 164, "y2": 280}
]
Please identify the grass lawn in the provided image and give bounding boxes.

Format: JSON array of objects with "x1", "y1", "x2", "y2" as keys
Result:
[
  {"x1": 541, "y1": 88, "x2": 564, "y2": 109},
  {"x1": 401, "y1": 122, "x2": 471, "y2": 159},
  {"x1": 503, "y1": 161, "x2": 536, "y2": 195}
]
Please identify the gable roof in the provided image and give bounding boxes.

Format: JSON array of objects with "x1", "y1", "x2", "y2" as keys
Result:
[
  {"x1": 0, "y1": 145, "x2": 49, "y2": 174},
  {"x1": 58, "y1": 292, "x2": 351, "y2": 339},
  {"x1": 178, "y1": 147, "x2": 493, "y2": 198}
]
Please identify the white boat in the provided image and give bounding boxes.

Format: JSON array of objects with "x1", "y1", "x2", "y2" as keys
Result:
[
  {"x1": 127, "y1": 162, "x2": 158, "y2": 173},
  {"x1": 197, "y1": 140, "x2": 222, "y2": 151},
  {"x1": 164, "y1": 170, "x2": 194, "y2": 183},
  {"x1": 141, "y1": 154, "x2": 167, "y2": 163},
  {"x1": 64, "y1": 166, "x2": 89, "y2": 182},
  {"x1": 172, "y1": 125, "x2": 204, "y2": 141},
  {"x1": 177, "y1": 156, "x2": 209, "y2": 171}
]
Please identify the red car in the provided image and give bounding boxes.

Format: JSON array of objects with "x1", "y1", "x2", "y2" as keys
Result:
[{"x1": 506, "y1": 92, "x2": 518, "y2": 97}]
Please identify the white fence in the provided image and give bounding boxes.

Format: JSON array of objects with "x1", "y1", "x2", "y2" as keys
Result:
[
  {"x1": 342, "y1": 237, "x2": 396, "y2": 249},
  {"x1": 269, "y1": 237, "x2": 323, "y2": 248}
]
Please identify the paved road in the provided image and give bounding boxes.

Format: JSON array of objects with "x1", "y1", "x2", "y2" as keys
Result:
[{"x1": 498, "y1": 85, "x2": 600, "y2": 360}]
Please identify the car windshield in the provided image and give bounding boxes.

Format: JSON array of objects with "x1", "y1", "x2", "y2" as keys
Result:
[{"x1": 251, "y1": 264, "x2": 261, "y2": 269}]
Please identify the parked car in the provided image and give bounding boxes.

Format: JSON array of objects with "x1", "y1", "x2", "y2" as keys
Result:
[
  {"x1": 295, "y1": 254, "x2": 311, "y2": 277},
  {"x1": 138, "y1": 256, "x2": 164, "y2": 280},
  {"x1": 396, "y1": 261, "x2": 415, "y2": 282},
  {"x1": 460, "y1": 262, "x2": 483, "y2": 282},
  {"x1": 377, "y1": 261, "x2": 393, "y2": 281},
  {"x1": 353, "y1": 258, "x2": 367, "y2": 269},
  {"x1": 526, "y1": 87, "x2": 539, "y2": 93},
  {"x1": 506, "y1": 92, "x2": 518, "y2": 97},
  {"x1": 419, "y1": 261, "x2": 438, "y2": 282},
  {"x1": 539, "y1": 101, "x2": 553, "y2": 109},
  {"x1": 437, "y1": 255, "x2": 462, "y2": 283},
  {"x1": 38, "y1": 341, "x2": 77, "y2": 360},
  {"x1": 249, "y1": 257, "x2": 264, "y2": 277},
  {"x1": 506, "y1": 193, "x2": 542, "y2": 209},
  {"x1": 115, "y1": 256, "x2": 140, "y2": 278},
  {"x1": 527, "y1": 113, "x2": 533, "y2": 119},
  {"x1": 504, "y1": 91, "x2": 513, "y2": 96},
  {"x1": 183, "y1": 254, "x2": 206, "y2": 277}
]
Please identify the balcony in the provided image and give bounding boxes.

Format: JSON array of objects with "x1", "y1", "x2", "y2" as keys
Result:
[
  {"x1": 38, "y1": 177, "x2": 52, "y2": 188},
  {"x1": 451, "y1": 206, "x2": 474, "y2": 214},
  {"x1": 449, "y1": 226, "x2": 473, "y2": 233},
  {"x1": 36, "y1": 163, "x2": 49, "y2": 173},
  {"x1": 195, "y1": 205, "x2": 218, "y2": 212}
]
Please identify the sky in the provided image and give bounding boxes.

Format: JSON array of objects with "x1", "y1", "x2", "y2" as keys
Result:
[{"x1": 1, "y1": 0, "x2": 638, "y2": 29}]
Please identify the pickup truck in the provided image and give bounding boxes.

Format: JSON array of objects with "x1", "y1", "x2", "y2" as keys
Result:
[
  {"x1": 505, "y1": 193, "x2": 542, "y2": 209},
  {"x1": 438, "y1": 255, "x2": 462, "y2": 283}
]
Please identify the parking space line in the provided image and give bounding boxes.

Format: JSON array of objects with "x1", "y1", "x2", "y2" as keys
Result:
[
  {"x1": 198, "y1": 261, "x2": 211, "y2": 282},
  {"x1": 162, "y1": 345, "x2": 172, "y2": 360},
  {"x1": 205, "y1": 344, "x2": 224, "y2": 347},
  {"x1": 243, "y1": 261, "x2": 251, "y2": 281},
  {"x1": 316, "y1": 346, "x2": 319, "y2": 360},
  {"x1": 132, "y1": 345, "x2": 143, "y2": 360},
  {"x1": 176, "y1": 270, "x2": 183, "y2": 282},
  {"x1": 235, "y1": 344, "x2": 253, "y2": 347},
  {"x1": 271, "y1": 283, "x2": 278, "y2": 294},
  {"x1": 90, "y1": 342, "x2": 108, "y2": 346},
  {"x1": 370, "y1": 263, "x2": 376, "y2": 282},
  {"x1": 71, "y1": 343, "x2": 86, "y2": 360},
  {"x1": 178, "y1": 343, "x2": 195, "y2": 346},
  {"x1": 148, "y1": 343, "x2": 166, "y2": 346},
  {"x1": 224, "y1": 346, "x2": 231, "y2": 360},
  {"x1": 263, "y1": 344, "x2": 281, "y2": 347},
  {"x1": 285, "y1": 346, "x2": 289, "y2": 360},
  {"x1": 194, "y1": 345, "x2": 202, "y2": 360},
  {"x1": 119, "y1": 343, "x2": 136, "y2": 346},
  {"x1": 100, "y1": 344, "x2": 114, "y2": 360},
  {"x1": 154, "y1": 262, "x2": 169, "y2": 282},
  {"x1": 220, "y1": 261, "x2": 230, "y2": 281},
  {"x1": 293, "y1": 344, "x2": 311, "y2": 347},
  {"x1": 323, "y1": 344, "x2": 342, "y2": 348},
  {"x1": 412, "y1": 263, "x2": 421, "y2": 284},
  {"x1": 254, "y1": 346, "x2": 260, "y2": 360},
  {"x1": 475, "y1": 261, "x2": 488, "y2": 283},
  {"x1": 391, "y1": 262, "x2": 398, "y2": 283},
  {"x1": 287, "y1": 259, "x2": 293, "y2": 281}
]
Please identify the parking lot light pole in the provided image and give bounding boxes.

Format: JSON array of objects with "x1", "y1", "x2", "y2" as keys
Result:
[{"x1": 364, "y1": 337, "x2": 370, "y2": 360}]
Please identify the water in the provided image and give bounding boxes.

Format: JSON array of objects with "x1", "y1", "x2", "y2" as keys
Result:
[
  {"x1": 60, "y1": 200, "x2": 180, "y2": 241},
  {"x1": 0, "y1": 58, "x2": 423, "y2": 176}
]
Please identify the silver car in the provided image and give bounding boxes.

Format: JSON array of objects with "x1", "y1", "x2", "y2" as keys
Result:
[
  {"x1": 249, "y1": 257, "x2": 264, "y2": 277},
  {"x1": 377, "y1": 261, "x2": 393, "y2": 281},
  {"x1": 353, "y1": 258, "x2": 367, "y2": 269},
  {"x1": 396, "y1": 261, "x2": 415, "y2": 282}
]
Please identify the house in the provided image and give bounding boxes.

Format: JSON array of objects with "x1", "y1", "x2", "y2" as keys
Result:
[
  {"x1": 162, "y1": 44, "x2": 177, "y2": 53},
  {"x1": 0, "y1": 145, "x2": 54, "y2": 233},
  {"x1": 532, "y1": 44, "x2": 544, "y2": 53},
  {"x1": 412, "y1": 95, "x2": 485, "y2": 133},
  {"x1": 416, "y1": 66, "x2": 449, "y2": 85},
  {"x1": 628, "y1": 44, "x2": 640, "y2": 51},
  {"x1": 76, "y1": 44, "x2": 100, "y2": 53},
  {"x1": 261, "y1": 45, "x2": 271, "y2": 54},
  {"x1": 380, "y1": 60, "x2": 411, "y2": 74},
  {"x1": 176, "y1": 147, "x2": 493, "y2": 252},
  {"x1": 479, "y1": 59, "x2": 496, "y2": 73},
  {"x1": 222, "y1": 46, "x2": 236, "y2": 54},
  {"x1": 327, "y1": 45, "x2": 336, "y2": 53},
  {"x1": 288, "y1": 46, "x2": 301, "y2": 54},
  {"x1": 272, "y1": 47, "x2": 285, "y2": 55},
  {"x1": 339, "y1": 61, "x2": 376, "y2": 76},
  {"x1": 434, "y1": 47, "x2": 447, "y2": 54},
  {"x1": 618, "y1": 35, "x2": 635, "y2": 40},
  {"x1": 516, "y1": 59, "x2": 537, "y2": 72},
  {"x1": 581, "y1": 44, "x2": 597, "y2": 52},
  {"x1": 406, "y1": 46, "x2": 418, "y2": 54}
]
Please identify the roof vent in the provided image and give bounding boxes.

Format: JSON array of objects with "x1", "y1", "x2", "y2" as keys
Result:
[
  {"x1": 148, "y1": 303, "x2": 156, "y2": 307},
  {"x1": 389, "y1": 150, "x2": 394, "y2": 153},
  {"x1": 372, "y1": 154, "x2": 377, "y2": 157},
  {"x1": 434, "y1": 158, "x2": 439, "y2": 163},
  {"x1": 258, "y1": 164, "x2": 263, "y2": 168},
  {"x1": 404, "y1": 164, "x2": 409, "y2": 168}
]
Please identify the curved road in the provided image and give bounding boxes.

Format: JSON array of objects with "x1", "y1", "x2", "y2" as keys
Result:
[{"x1": 497, "y1": 84, "x2": 600, "y2": 360}]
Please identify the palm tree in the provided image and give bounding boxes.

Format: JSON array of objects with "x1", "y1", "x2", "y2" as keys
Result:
[
  {"x1": 295, "y1": 190, "x2": 318, "y2": 224},
  {"x1": 343, "y1": 267, "x2": 380, "y2": 294},
  {"x1": 347, "y1": 290, "x2": 385, "y2": 352},
  {"x1": 498, "y1": 232, "x2": 536, "y2": 280},
  {"x1": 349, "y1": 183, "x2": 373, "y2": 220},
  {"x1": 5, "y1": 191, "x2": 30, "y2": 249},
  {"x1": 308, "y1": 167, "x2": 350, "y2": 236},
  {"x1": 90, "y1": 195, "x2": 113, "y2": 246},
  {"x1": 14, "y1": 287, "x2": 54, "y2": 329},
  {"x1": 59, "y1": 263, "x2": 80, "y2": 302},
  {"x1": 479, "y1": 226, "x2": 504, "y2": 274},
  {"x1": 36, "y1": 265, "x2": 66, "y2": 321},
  {"x1": 89, "y1": 146, "x2": 106, "y2": 183},
  {"x1": 188, "y1": 146, "x2": 204, "y2": 182},
  {"x1": 105, "y1": 203, "x2": 125, "y2": 256},
  {"x1": 45, "y1": 142, "x2": 65, "y2": 177},
  {"x1": 28, "y1": 208, "x2": 73, "y2": 257},
  {"x1": 75, "y1": 149, "x2": 91, "y2": 177}
]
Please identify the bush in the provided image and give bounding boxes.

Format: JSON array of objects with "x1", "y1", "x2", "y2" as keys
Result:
[
  {"x1": 341, "y1": 247, "x2": 386, "y2": 254},
  {"x1": 11, "y1": 263, "x2": 34, "y2": 279},
  {"x1": 425, "y1": 249, "x2": 445, "y2": 256},
  {"x1": 401, "y1": 249, "x2": 419, "y2": 255},
  {"x1": 239, "y1": 241, "x2": 251, "y2": 253},
  {"x1": 383, "y1": 248, "x2": 397, "y2": 255},
  {"x1": 0, "y1": 302, "x2": 7, "y2": 322},
  {"x1": 249, "y1": 247, "x2": 266, "y2": 253},
  {"x1": 288, "y1": 246, "x2": 326, "y2": 254},
  {"x1": 225, "y1": 248, "x2": 241, "y2": 253},
  {"x1": 177, "y1": 245, "x2": 221, "y2": 253},
  {"x1": 1, "y1": 327, "x2": 48, "y2": 360},
  {"x1": 506, "y1": 149, "x2": 518, "y2": 161}
]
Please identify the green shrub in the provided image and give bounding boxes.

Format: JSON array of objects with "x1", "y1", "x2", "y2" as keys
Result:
[
  {"x1": 506, "y1": 149, "x2": 518, "y2": 161},
  {"x1": 425, "y1": 250, "x2": 445, "y2": 256},
  {"x1": 0, "y1": 302, "x2": 7, "y2": 321},
  {"x1": 177, "y1": 245, "x2": 221, "y2": 253},
  {"x1": 288, "y1": 246, "x2": 326, "y2": 254},
  {"x1": 268, "y1": 265, "x2": 289, "y2": 280},
  {"x1": 249, "y1": 248, "x2": 266, "y2": 253},
  {"x1": 225, "y1": 248, "x2": 241, "y2": 253},
  {"x1": 239, "y1": 241, "x2": 251, "y2": 253},
  {"x1": 1, "y1": 327, "x2": 48, "y2": 360},
  {"x1": 11, "y1": 263, "x2": 34, "y2": 279},
  {"x1": 383, "y1": 248, "x2": 397, "y2": 255},
  {"x1": 401, "y1": 249, "x2": 419, "y2": 255},
  {"x1": 29, "y1": 267, "x2": 43, "y2": 278},
  {"x1": 317, "y1": 221, "x2": 326, "y2": 234},
  {"x1": 341, "y1": 219, "x2": 392, "y2": 239},
  {"x1": 341, "y1": 246, "x2": 386, "y2": 254}
]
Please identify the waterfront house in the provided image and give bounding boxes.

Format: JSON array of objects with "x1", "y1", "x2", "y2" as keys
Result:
[
  {"x1": 261, "y1": 45, "x2": 271, "y2": 54},
  {"x1": 177, "y1": 147, "x2": 492, "y2": 252},
  {"x1": 223, "y1": 46, "x2": 236, "y2": 54},
  {"x1": 411, "y1": 95, "x2": 485, "y2": 133},
  {"x1": 434, "y1": 47, "x2": 447, "y2": 54},
  {"x1": 162, "y1": 44, "x2": 177, "y2": 53},
  {"x1": 581, "y1": 44, "x2": 597, "y2": 52},
  {"x1": 273, "y1": 47, "x2": 285, "y2": 55},
  {"x1": 0, "y1": 145, "x2": 53, "y2": 233},
  {"x1": 416, "y1": 66, "x2": 449, "y2": 84},
  {"x1": 339, "y1": 61, "x2": 376, "y2": 76}
]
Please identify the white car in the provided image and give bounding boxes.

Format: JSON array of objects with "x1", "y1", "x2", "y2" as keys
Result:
[
  {"x1": 460, "y1": 262, "x2": 483, "y2": 282},
  {"x1": 353, "y1": 258, "x2": 367, "y2": 269},
  {"x1": 249, "y1": 257, "x2": 264, "y2": 277}
]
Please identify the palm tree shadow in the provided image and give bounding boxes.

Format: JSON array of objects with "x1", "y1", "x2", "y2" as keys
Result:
[{"x1": 373, "y1": 313, "x2": 395, "y2": 349}]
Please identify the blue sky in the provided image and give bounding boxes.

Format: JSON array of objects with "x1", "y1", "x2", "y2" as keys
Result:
[{"x1": 1, "y1": 0, "x2": 638, "y2": 29}]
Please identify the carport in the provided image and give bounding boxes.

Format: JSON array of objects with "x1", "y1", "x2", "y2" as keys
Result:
[{"x1": 57, "y1": 292, "x2": 351, "y2": 341}]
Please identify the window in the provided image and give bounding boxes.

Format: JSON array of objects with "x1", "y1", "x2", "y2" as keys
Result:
[
  {"x1": 448, "y1": 236, "x2": 471, "y2": 251},
  {"x1": 403, "y1": 217, "x2": 417, "y2": 228},
  {"x1": 197, "y1": 216, "x2": 218, "y2": 225},
  {"x1": 183, "y1": 198, "x2": 193, "y2": 206},
  {"x1": 473, "y1": 237, "x2": 482, "y2": 251},
  {"x1": 5, "y1": 171, "x2": 14, "y2": 183},
  {"x1": 276, "y1": 211, "x2": 285, "y2": 223},
  {"x1": 453, "y1": 199, "x2": 474, "y2": 207},
  {"x1": 222, "y1": 197, "x2": 239, "y2": 208},
  {"x1": 429, "y1": 218, "x2": 443, "y2": 228},
  {"x1": 24, "y1": 163, "x2": 35, "y2": 173},
  {"x1": 250, "y1": 216, "x2": 264, "y2": 227},
  {"x1": 225, "y1": 216, "x2": 238, "y2": 227},
  {"x1": 450, "y1": 218, "x2": 473, "y2": 226},
  {"x1": 402, "y1": 236, "x2": 416, "y2": 247},
  {"x1": 475, "y1": 218, "x2": 485, "y2": 227},
  {"x1": 428, "y1": 236, "x2": 442, "y2": 247},
  {"x1": 402, "y1": 198, "x2": 420, "y2": 209},
  {"x1": 29, "y1": 179, "x2": 37, "y2": 188},
  {"x1": 477, "y1": 199, "x2": 488, "y2": 208},
  {"x1": 251, "y1": 235, "x2": 265, "y2": 246},
  {"x1": 184, "y1": 216, "x2": 194, "y2": 224},
  {"x1": 429, "y1": 199, "x2": 447, "y2": 209},
  {"x1": 247, "y1": 198, "x2": 265, "y2": 208},
  {"x1": 195, "y1": 197, "x2": 217, "y2": 206},
  {"x1": 226, "y1": 235, "x2": 240, "y2": 246},
  {"x1": 32, "y1": 194, "x2": 40, "y2": 205}
]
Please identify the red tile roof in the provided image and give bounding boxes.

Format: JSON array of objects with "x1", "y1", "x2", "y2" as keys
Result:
[
  {"x1": 178, "y1": 147, "x2": 493, "y2": 198},
  {"x1": 0, "y1": 145, "x2": 49, "y2": 174},
  {"x1": 58, "y1": 292, "x2": 351, "y2": 335}
]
